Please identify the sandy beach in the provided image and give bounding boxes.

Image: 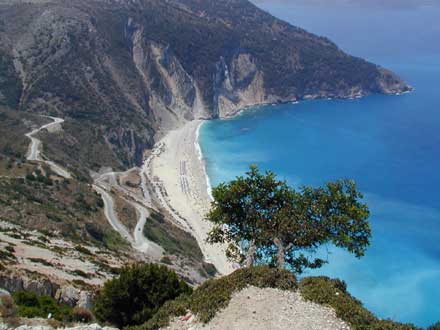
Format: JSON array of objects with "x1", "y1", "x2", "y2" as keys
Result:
[{"x1": 144, "y1": 120, "x2": 234, "y2": 275}]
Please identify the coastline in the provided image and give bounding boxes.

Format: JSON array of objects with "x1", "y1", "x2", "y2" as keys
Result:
[
  {"x1": 141, "y1": 92, "x2": 412, "y2": 276},
  {"x1": 195, "y1": 122, "x2": 214, "y2": 202},
  {"x1": 144, "y1": 120, "x2": 234, "y2": 275}
]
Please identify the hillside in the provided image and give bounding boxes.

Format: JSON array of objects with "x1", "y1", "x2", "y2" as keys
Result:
[
  {"x1": 0, "y1": 0, "x2": 410, "y2": 170},
  {"x1": 0, "y1": 0, "x2": 413, "y2": 320},
  {"x1": 0, "y1": 106, "x2": 214, "y2": 304},
  {"x1": 129, "y1": 267, "x2": 417, "y2": 330}
]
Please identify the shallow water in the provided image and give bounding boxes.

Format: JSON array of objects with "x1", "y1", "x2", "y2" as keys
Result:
[{"x1": 200, "y1": 2, "x2": 440, "y2": 327}]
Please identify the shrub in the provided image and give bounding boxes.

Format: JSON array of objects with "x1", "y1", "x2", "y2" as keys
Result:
[
  {"x1": 299, "y1": 277, "x2": 417, "y2": 330},
  {"x1": 0, "y1": 295, "x2": 16, "y2": 317},
  {"x1": 72, "y1": 307, "x2": 94, "y2": 323},
  {"x1": 137, "y1": 266, "x2": 297, "y2": 330},
  {"x1": 428, "y1": 322, "x2": 440, "y2": 330},
  {"x1": 12, "y1": 291, "x2": 72, "y2": 321},
  {"x1": 75, "y1": 245, "x2": 93, "y2": 256},
  {"x1": 160, "y1": 256, "x2": 172, "y2": 265},
  {"x1": 93, "y1": 263, "x2": 192, "y2": 328}
]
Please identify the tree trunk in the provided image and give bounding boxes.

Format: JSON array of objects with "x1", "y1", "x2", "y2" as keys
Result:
[
  {"x1": 245, "y1": 240, "x2": 257, "y2": 267},
  {"x1": 274, "y1": 238, "x2": 286, "y2": 269}
]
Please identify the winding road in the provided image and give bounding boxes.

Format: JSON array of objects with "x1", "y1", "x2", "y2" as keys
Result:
[
  {"x1": 25, "y1": 116, "x2": 71, "y2": 179},
  {"x1": 93, "y1": 170, "x2": 163, "y2": 257},
  {"x1": 25, "y1": 117, "x2": 161, "y2": 258},
  {"x1": 93, "y1": 184, "x2": 135, "y2": 245}
]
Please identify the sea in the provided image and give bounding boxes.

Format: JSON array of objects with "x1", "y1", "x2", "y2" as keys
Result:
[{"x1": 199, "y1": 1, "x2": 440, "y2": 327}]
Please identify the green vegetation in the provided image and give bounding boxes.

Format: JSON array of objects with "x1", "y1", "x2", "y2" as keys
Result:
[
  {"x1": 93, "y1": 264, "x2": 192, "y2": 328},
  {"x1": 0, "y1": 247, "x2": 15, "y2": 261},
  {"x1": 70, "y1": 269, "x2": 92, "y2": 279},
  {"x1": 0, "y1": 0, "x2": 407, "y2": 175},
  {"x1": 207, "y1": 165, "x2": 371, "y2": 273},
  {"x1": 0, "y1": 51, "x2": 22, "y2": 109},
  {"x1": 28, "y1": 258, "x2": 53, "y2": 267},
  {"x1": 132, "y1": 267, "x2": 426, "y2": 330},
  {"x1": 0, "y1": 107, "x2": 46, "y2": 164},
  {"x1": 0, "y1": 174, "x2": 121, "y2": 250},
  {"x1": 12, "y1": 291, "x2": 73, "y2": 321},
  {"x1": 38, "y1": 120, "x2": 125, "y2": 181},
  {"x1": 299, "y1": 277, "x2": 418, "y2": 330},
  {"x1": 75, "y1": 245, "x2": 93, "y2": 256},
  {"x1": 143, "y1": 210, "x2": 204, "y2": 262},
  {"x1": 428, "y1": 323, "x2": 440, "y2": 330},
  {"x1": 133, "y1": 266, "x2": 297, "y2": 330}
]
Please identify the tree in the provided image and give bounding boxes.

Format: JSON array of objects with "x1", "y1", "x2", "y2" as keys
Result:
[
  {"x1": 206, "y1": 165, "x2": 371, "y2": 273},
  {"x1": 93, "y1": 264, "x2": 192, "y2": 327}
]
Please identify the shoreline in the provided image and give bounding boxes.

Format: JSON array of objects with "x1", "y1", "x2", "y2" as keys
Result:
[
  {"x1": 195, "y1": 122, "x2": 214, "y2": 202},
  {"x1": 144, "y1": 120, "x2": 234, "y2": 275},
  {"x1": 142, "y1": 91, "x2": 412, "y2": 275}
]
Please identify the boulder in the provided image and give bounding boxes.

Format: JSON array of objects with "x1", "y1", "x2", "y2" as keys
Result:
[
  {"x1": 55, "y1": 286, "x2": 80, "y2": 307},
  {"x1": 0, "y1": 288, "x2": 10, "y2": 297}
]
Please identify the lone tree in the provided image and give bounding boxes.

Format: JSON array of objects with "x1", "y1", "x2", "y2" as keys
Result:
[{"x1": 206, "y1": 165, "x2": 371, "y2": 273}]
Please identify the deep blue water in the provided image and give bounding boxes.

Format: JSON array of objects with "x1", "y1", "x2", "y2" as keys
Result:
[{"x1": 200, "y1": 2, "x2": 440, "y2": 327}]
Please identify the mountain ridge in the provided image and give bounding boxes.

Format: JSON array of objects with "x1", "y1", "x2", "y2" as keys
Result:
[{"x1": 0, "y1": 0, "x2": 410, "y2": 170}]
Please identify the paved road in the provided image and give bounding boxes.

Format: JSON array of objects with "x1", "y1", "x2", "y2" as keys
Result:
[
  {"x1": 25, "y1": 116, "x2": 71, "y2": 179},
  {"x1": 132, "y1": 203, "x2": 163, "y2": 258},
  {"x1": 94, "y1": 171, "x2": 163, "y2": 257},
  {"x1": 93, "y1": 184, "x2": 135, "y2": 245},
  {"x1": 25, "y1": 116, "x2": 160, "y2": 257}
]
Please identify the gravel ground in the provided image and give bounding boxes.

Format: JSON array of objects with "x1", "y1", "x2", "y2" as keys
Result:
[{"x1": 164, "y1": 286, "x2": 350, "y2": 330}]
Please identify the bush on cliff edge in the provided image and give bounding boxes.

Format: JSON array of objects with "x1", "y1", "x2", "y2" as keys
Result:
[
  {"x1": 93, "y1": 263, "x2": 191, "y2": 328},
  {"x1": 135, "y1": 266, "x2": 298, "y2": 330}
]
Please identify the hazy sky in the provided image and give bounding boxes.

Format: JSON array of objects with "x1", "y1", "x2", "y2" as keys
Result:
[
  {"x1": 252, "y1": 0, "x2": 440, "y2": 10},
  {"x1": 252, "y1": 0, "x2": 440, "y2": 64}
]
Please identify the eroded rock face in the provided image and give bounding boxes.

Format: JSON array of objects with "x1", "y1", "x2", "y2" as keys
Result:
[
  {"x1": 76, "y1": 291, "x2": 93, "y2": 310},
  {"x1": 0, "y1": 274, "x2": 92, "y2": 308},
  {"x1": 0, "y1": 274, "x2": 59, "y2": 298},
  {"x1": 54, "y1": 286, "x2": 80, "y2": 307},
  {"x1": 0, "y1": 0, "x2": 410, "y2": 168}
]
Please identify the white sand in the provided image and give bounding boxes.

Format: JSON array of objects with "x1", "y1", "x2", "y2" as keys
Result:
[{"x1": 145, "y1": 120, "x2": 234, "y2": 275}]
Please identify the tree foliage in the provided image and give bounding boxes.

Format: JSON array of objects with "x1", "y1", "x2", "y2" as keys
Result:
[
  {"x1": 93, "y1": 263, "x2": 192, "y2": 328},
  {"x1": 206, "y1": 165, "x2": 371, "y2": 273}
]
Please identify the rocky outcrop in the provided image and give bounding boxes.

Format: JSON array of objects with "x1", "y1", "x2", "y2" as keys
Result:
[
  {"x1": 214, "y1": 53, "x2": 268, "y2": 118},
  {"x1": 129, "y1": 24, "x2": 210, "y2": 131},
  {"x1": 0, "y1": 274, "x2": 60, "y2": 299},
  {"x1": 0, "y1": 273, "x2": 92, "y2": 308},
  {"x1": 54, "y1": 287, "x2": 93, "y2": 309}
]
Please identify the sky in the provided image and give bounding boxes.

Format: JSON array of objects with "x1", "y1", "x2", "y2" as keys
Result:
[
  {"x1": 252, "y1": 0, "x2": 440, "y2": 10},
  {"x1": 251, "y1": 0, "x2": 440, "y2": 63}
]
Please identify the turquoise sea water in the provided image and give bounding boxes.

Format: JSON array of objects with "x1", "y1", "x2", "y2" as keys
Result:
[{"x1": 200, "y1": 2, "x2": 440, "y2": 327}]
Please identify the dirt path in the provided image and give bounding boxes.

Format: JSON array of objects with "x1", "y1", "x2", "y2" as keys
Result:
[{"x1": 167, "y1": 286, "x2": 350, "y2": 330}]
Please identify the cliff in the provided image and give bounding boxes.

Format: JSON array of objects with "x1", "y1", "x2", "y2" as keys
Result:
[{"x1": 0, "y1": 0, "x2": 410, "y2": 170}]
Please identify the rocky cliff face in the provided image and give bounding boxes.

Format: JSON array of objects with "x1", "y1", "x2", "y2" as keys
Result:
[
  {"x1": 0, "y1": 272, "x2": 92, "y2": 308},
  {"x1": 0, "y1": 0, "x2": 411, "y2": 171}
]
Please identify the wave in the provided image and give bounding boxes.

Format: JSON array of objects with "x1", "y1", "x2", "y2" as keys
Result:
[{"x1": 195, "y1": 122, "x2": 214, "y2": 201}]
